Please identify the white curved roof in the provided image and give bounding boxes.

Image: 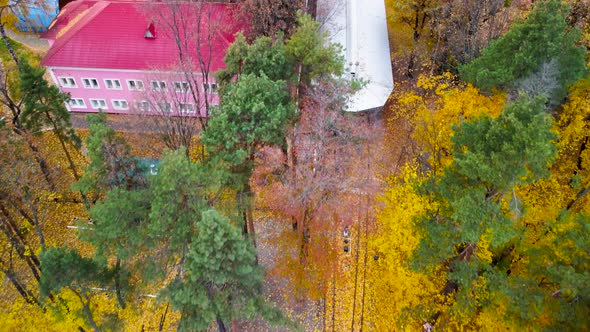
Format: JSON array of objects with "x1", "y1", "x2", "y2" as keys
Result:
[{"x1": 318, "y1": 0, "x2": 394, "y2": 112}]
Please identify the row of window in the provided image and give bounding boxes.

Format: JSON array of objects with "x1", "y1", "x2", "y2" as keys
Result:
[
  {"x1": 70, "y1": 98, "x2": 128, "y2": 110},
  {"x1": 58, "y1": 77, "x2": 217, "y2": 93},
  {"x1": 69, "y1": 98, "x2": 196, "y2": 113}
]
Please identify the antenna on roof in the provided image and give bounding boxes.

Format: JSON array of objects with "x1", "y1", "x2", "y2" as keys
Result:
[{"x1": 145, "y1": 22, "x2": 156, "y2": 39}]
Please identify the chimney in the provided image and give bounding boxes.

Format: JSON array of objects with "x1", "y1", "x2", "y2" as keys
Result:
[{"x1": 144, "y1": 22, "x2": 155, "y2": 39}]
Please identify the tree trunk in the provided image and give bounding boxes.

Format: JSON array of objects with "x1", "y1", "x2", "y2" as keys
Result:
[
  {"x1": 238, "y1": 190, "x2": 249, "y2": 236},
  {"x1": 0, "y1": 220, "x2": 41, "y2": 281},
  {"x1": 566, "y1": 136, "x2": 589, "y2": 210},
  {"x1": 56, "y1": 131, "x2": 80, "y2": 180},
  {"x1": 407, "y1": 51, "x2": 416, "y2": 79},
  {"x1": 351, "y1": 218, "x2": 362, "y2": 330},
  {"x1": 359, "y1": 208, "x2": 370, "y2": 331},
  {"x1": 83, "y1": 302, "x2": 100, "y2": 332},
  {"x1": 0, "y1": 23, "x2": 18, "y2": 64},
  {"x1": 216, "y1": 316, "x2": 227, "y2": 332},
  {"x1": 75, "y1": 291, "x2": 99, "y2": 332},
  {"x1": 44, "y1": 110, "x2": 81, "y2": 180},
  {"x1": 158, "y1": 303, "x2": 169, "y2": 332},
  {"x1": 114, "y1": 259, "x2": 126, "y2": 309},
  {"x1": 0, "y1": 204, "x2": 41, "y2": 269},
  {"x1": 29, "y1": 209, "x2": 47, "y2": 254},
  {"x1": 286, "y1": 132, "x2": 299, "y2": 231},
  {"x1": 246, "y1": 195, "x2": 256, "y2": 249},
  {"x1": 238, "y1": 187, "x2": 258, "y2": 264},
  {"x1": 2, "y1": 267, "x2": 40, "y2": 306},
  {"x1": 293, "y1": 63, "x2": 304, "y2": 105},
  {"x1": 566, "y1": 186, "x2": 590, "y2": 210},
  {"x1": 19, "y1": 131, "x2": 56, "y2": 191},
  {"x1": 299, "y1": 206, "x2": 311, "y2": 265},
  {"x1": 306, "y1": 0, "x2": 318, "y2": 18},
  {"x1": 238, "y1": 188, "x2": 257, "y2": 246},
  {"x1": 331, "y1": 267, "x2": 336, "y2": 332}
]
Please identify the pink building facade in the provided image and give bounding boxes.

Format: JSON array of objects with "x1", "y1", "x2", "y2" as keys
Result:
[
  {"x1": 41, "y1": 0, "x2": 242, "y2": 117},
  {"x1": 47, "y1": 67, "x2": 219, "y2": 116}
]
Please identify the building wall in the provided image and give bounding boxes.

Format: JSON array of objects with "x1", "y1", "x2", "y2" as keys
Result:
[{"x1": 48, "y1": 67, "x2": 219, "y2": 117}]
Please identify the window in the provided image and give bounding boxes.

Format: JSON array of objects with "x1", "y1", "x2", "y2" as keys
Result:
[
  {"x1": 89, "y1": 99, "x2": 107, "y2": 110},
  {"x1": 111, "y1": 99, "x2": 129, "y2": 110},
  {"x1": 104, "y1": 79, "x2": 122, "y2": 90},
  {"x1": 174, "y1": 81, "x2": 190, "y2": 92},
  {"x1": 151, "y1": 80, "x2": 167, "y2": 91},
  {"x1": 69, "y1": 98, "x2": 86, "y2": 109},
  {"x1": 58, "y1": 77, "x2": 77, "y2": 88},
  {"x1": 135, "y1": 100, "x2": 150, "y2": 112},
  {"x1": 203, "y1": 82, "x2": 218, "y2": 93},
  {"x1": 127, "y1": 79, "x2": 144, "y2": 91},
  {"x1": 157, "y1": 102, "x2": 172, "y2": 113},
  {"x1": 82, "y1": 78, "x2": 99, "y2": 89},
  {"x1": 179, "y1": 103, "x2": 195, "y2": 113}
]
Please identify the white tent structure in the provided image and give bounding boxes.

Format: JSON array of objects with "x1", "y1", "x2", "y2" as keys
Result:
[{"x1": 317, "y1": 0, "x2": 394, "y2": 112}]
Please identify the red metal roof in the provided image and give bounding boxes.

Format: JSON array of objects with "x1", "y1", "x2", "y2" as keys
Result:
[
  {"x1": 41, "y1": 0, "x2": 244, "y2": 71},
  {"x1": 42, "y1": 0, "x2": 99, "y2": 41}
]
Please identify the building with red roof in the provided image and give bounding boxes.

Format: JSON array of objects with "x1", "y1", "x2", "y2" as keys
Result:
[{"x1": 41, "y1": 0, "x2": 244, "y2": 116}]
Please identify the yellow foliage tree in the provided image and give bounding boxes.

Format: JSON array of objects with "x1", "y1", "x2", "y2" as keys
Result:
[
  {"x1": 384, "y1": 0, "x2": 438, "y2": 78},
  {"x1": 392, "y1": 73, "x2": 505, "y2": 173},
  {"x1": 375, "y1": 76, "x2": 590, "y2": 330},
  {"x1": 518, "y1": 77, "x2": 590, "y2": 229},
  {"x1": 553, "y1": 77, "x2": 590, "y2": 212},
  {"x1": 366, "y1": 165, "x2": 442, "y2": 330}
]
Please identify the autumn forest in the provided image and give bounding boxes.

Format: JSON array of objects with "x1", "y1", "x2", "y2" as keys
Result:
[{"x1": 0, "y1": 0, "x2": 589, "y2": 331}]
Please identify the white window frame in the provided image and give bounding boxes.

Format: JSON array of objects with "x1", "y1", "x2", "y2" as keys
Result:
[
  {"x1": 173, "y1": 81, "x2": 190, "y2": 93},
  {"x1": 104, "y1": 79, "x2": 122, "y2": 90},
  {"x1": 135, "y1": 100, "x2": 150, "y2": 112},
  {"x1": 151, "y1": 80, "x2": 167, "y2": 91},
  {"x1": 89, "y1": 99, "x2": 107, "y2": 110},
  {"x1": 69, "y1": 98, "x2": 86, "y2": 109},
  {"x1": 82, "y1": 78, "x2": 100, "y2": 89},
  {"x1": 111, "y1": 99, "x2": 129, "y2": 110},
  {"x1": 203, "y1": 82, "x2": 218, "y2": 93},
  {"x1": 127, "y1": 79, "x2": 144, "y2": 91},
  {"x1": 58, "y1": 77, "x2": 77, "y2": 88},
  {"x1": 157, "y1": 101, "x2": 172, "y2": 113},
  {"x1": 179, "y1": 103, "x2": 195, "y2": 114}
]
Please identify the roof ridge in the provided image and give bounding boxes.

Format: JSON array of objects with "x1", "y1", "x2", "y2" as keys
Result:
[
  {"x1": 42, "y1": 0, "x2": 96, "y2": 39},
  {"x1": 42, "y1": 1, "x2": 110, "y2": 65}
]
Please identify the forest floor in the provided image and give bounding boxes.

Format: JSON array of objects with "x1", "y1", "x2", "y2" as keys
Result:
[{"x1": 235, "y1": 108, "x2": 406, "y2": 331}]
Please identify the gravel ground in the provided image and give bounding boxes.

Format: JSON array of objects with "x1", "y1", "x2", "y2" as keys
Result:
[{"x1": 237, "y1": 215, "x2": 324, "y2": 332}]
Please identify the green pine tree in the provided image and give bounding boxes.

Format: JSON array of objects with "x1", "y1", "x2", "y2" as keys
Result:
[
  {"x1": 40, "y1": 247, "x2": 118, "y2": 331},
  {"x1": 202, "y1": 73, "x2": 295, "y2": 238},
  {"x1": 18, "y1": 57, "x2": 82, "y2": 180},
  {"x1": 412, "y1": 95, "x2": 559, "y2": 327},
  {"x1": 459, "y1": 0, "x2": 587, "y2": 104},
  {"x1": 216, "y1": 32, "x2": 293, "y2": 89},
  {"x1": 166, "y1": 209, "x2": 289, "y2": 332}
]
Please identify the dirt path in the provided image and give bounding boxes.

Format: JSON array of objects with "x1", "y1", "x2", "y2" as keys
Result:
[{"x1": 6, "y1": 29, "x2": 49, "y2": 53}]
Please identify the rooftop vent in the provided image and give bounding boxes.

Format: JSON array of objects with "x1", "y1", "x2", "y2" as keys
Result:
[{"x1": 144, "y1": 22, "x2": 156, "y2": 39}]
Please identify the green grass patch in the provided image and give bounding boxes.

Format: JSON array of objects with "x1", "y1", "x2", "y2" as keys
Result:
[{"x1": 0, "y1": 36, "x2": 42, "y2": 102}]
